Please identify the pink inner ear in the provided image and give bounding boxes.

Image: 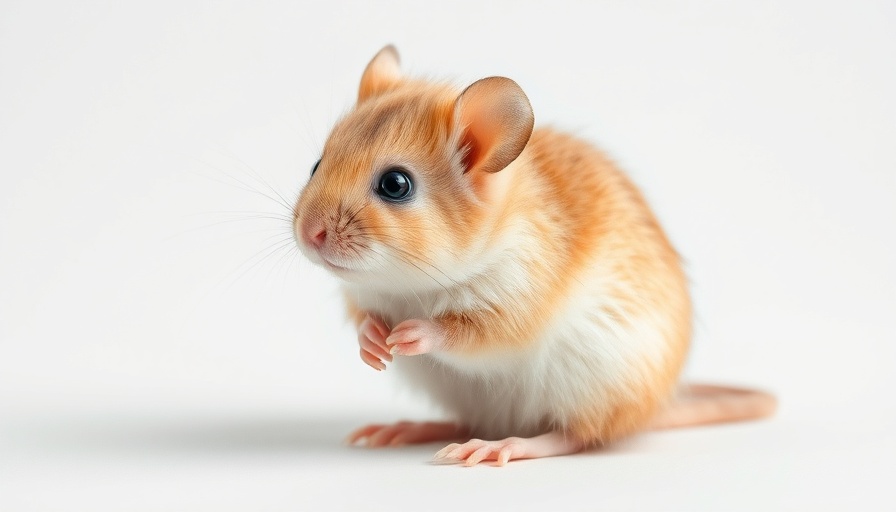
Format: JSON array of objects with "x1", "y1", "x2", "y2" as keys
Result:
[
  {"x1": 358, "y1": 45, "x2": 402, "y2": 103},
  {"x1": 458, "y1": 96, "x2": 503, "y2": 174},
  {"x1": 454, "y1": 77, "x2": 534, "y2": 175},
  {"x1": 460, "y1": 135, "x2": 482, "y2": 174}
]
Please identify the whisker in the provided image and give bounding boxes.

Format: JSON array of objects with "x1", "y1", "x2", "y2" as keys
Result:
[
  {"x1": 363, "y1": 235, "x2": 464, "y2": 288},
  {"x1": 342, "y1": 203, "x2": 370, "y2": 228},
  {"x1": 163, "y1": 226, "x2": 290, "y2": 244},
  {"x1": 363, "y1": 245, "x2": 420, "y2": 311},
  {"x1": 213, "y1": 146, "x2": 297, "y2": 212},
  {"x1": 354, "y1": 225, "x2": 443, "y2": 233},
  {"x1": 182, "y1": 154, "x2": 295, "y2": 213},
  {"x1": 353, "y1": 231, "x2": 464, "y2": 260},
  {"x1": 190, "y1": 210, "x2": 294, "y2": 221},
  {"x1": 265, "y1": 237, "x2": 302, "y2": 286},
  {"x1": 225, "y1": 236, "x2": 298, "y2": 288},
  {"x1": 360, "y1": 241, "x2": 461, "y2": 306}
]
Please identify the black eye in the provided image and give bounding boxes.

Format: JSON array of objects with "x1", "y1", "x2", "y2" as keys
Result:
[
  {"x1": 377, "y1": 169, "x2": 413, "y2": 202},
  {"x1": 310, "y1": 159, "x2": 321, "y2": 177}
]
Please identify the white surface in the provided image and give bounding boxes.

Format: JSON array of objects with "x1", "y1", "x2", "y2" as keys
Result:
[{"x1": 1, "y1": 1, "x2": 894, "y2": 510}]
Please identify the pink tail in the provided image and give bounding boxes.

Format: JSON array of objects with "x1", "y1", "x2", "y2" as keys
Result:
[{"x1": 650, "y1": 383, "x2": 777, "y2": 430}]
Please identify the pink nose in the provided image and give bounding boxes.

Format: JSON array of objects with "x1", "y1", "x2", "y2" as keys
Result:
[{"x1": 304, "y1": 223, "x2": 327, "y2": 249}]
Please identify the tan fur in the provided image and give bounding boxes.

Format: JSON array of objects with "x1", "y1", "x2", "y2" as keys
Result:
[
  {"x1": 293, "y1": 48, "x2": 774, "y2": 448},
  {"x1": 488, "y1": 130, "x2": 692, "y2": 444}
]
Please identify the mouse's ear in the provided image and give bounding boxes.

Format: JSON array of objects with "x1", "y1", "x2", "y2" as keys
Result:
[
  {"x1": 358, "y1": 45, "x2": 402, "y2": 103},
  {"x1": 454, "y1": 77, "x2": 534, "y2": 175}
]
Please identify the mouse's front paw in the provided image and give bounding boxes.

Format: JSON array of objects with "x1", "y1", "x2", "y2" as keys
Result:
[
  {"x1": 386, "y1": 318, "x2": 446, "y2": 356},
  {"x1": 358, "y1": 314, "x2": 392, "y2": 371}
]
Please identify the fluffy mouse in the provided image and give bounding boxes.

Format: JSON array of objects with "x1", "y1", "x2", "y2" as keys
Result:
[{"x1": 291, "y1": 46, "x2": 776, "y2": 466}]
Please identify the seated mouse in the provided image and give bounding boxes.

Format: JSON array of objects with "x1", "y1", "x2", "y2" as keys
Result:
[{"x1": 291, "y1": 46, "x2": 776, "y2": 466}]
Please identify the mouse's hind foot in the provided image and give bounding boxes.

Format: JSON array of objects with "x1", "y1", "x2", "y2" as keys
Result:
[
  {"x1": 345, "y1": 421, "x2": 468, "y2": 448},
  {"x1": 431, "y1": 431, "x2": 584, "y2": 466}
]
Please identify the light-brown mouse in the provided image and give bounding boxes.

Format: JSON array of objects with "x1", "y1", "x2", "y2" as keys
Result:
[{"x1": 291, "y1": 46, "x2": 776, "y2": 466}]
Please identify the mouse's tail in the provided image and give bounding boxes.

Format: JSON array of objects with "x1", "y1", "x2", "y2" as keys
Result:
[{"x1": 649, "y1": 383, "x2": 777, "y2": 430}]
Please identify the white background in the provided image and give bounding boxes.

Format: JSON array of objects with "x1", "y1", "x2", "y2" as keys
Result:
[{"x1": 1, "y1": 1, "x2": 894, "y2": 510}]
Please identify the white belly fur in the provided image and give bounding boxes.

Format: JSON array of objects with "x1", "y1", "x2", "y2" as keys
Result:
[{"x1": 368, "y1": 283, "x2": 671, "y2": 440}]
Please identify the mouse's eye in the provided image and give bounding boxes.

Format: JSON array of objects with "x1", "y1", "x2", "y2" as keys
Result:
[
  {"x1": 377, "y1": 169, "x2": 413, "y2": 202},
  {"x1": 310, "y1": 158, "x2": 321, "y2": 177}
]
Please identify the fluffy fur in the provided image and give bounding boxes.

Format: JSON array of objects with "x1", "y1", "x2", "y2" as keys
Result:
[{"x1": 293, "y1": 47, "x2": 691, "y2": 447}]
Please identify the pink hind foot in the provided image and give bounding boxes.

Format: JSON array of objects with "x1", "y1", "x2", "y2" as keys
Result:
[
  {"x1": 346, "y1": 421, "x2": 469, "y2": 448},
  {"x1": 432, "y1": 431, "x2": 584, "y2": 466}
]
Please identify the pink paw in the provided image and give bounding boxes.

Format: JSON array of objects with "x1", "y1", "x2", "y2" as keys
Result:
[
  {"x1": 386, "y1": 318, "x2": 445, "y2": 356},
  {"x1": 358, "y1": 314, "x2": 391, "y2": 371},
  {"x1": 432, "y1": 438, "x2": 527, "y2": 466},
  {"x1": 430, "y1": 432, "x2": 583, "y2": 466}
]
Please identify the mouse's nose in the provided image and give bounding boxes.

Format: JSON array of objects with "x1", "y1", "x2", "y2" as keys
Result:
[
  {"x1": 310, "y1": 227, "x2": 327, "y2": 248},
  {"x1": 302, "y1": 221, "x2": 328, "y2": 249}
]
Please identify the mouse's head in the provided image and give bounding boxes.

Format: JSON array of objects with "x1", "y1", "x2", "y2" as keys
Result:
[{"x1": 293, "y1": 46, "x2": 534, "y2": 291}]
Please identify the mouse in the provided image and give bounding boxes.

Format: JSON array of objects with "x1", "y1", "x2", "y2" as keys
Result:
[{"x1": 291, "y1": 45, "x2": 776, "y2": 466}]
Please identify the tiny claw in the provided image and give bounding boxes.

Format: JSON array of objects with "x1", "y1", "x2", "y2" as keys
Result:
[
  {"x1": 360, "y1": 349, "x2": 387, "y2": 371},
  {"x1": 446, "y1": 447, "x2": 467, "y2": 461},
  {"x1": 433, "y1": 443, "x2": 461, "y2": 460},
  {"x1": 497, "y1": 446, "x2": 513, "y2": 466},
  {"x1": 429, "y1": 457, "x2": 460, "y2": 466},
  {"x1": 464, "y1": 446, "x2": 492, "y2": 466}
]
